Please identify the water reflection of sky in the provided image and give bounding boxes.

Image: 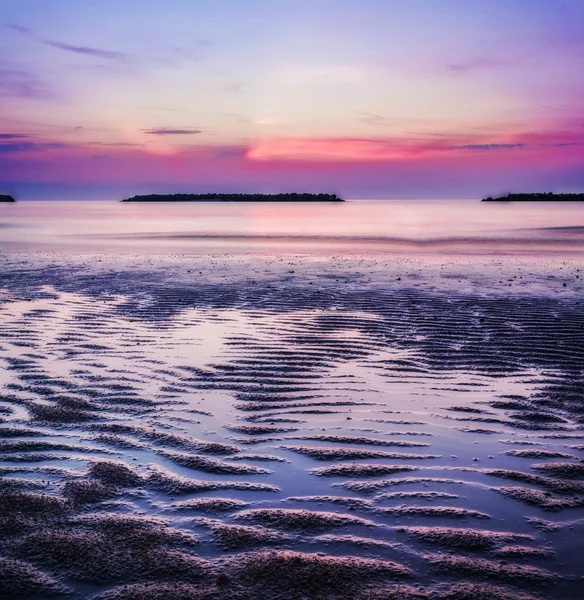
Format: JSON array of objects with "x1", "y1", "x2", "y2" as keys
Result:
[{"x1": 0, "y1": 200, "x2": 583, "y2": 255}]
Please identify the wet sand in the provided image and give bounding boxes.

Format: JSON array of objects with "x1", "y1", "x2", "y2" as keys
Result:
[{"x1": 0, "y1": 251, "x2": 583, "y2": 599}]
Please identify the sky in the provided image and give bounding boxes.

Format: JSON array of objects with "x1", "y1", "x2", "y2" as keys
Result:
[{"x1": 0, "y1": 0, "x2": 583, "y2": 199}]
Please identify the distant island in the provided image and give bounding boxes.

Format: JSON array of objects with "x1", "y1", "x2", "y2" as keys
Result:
[
  {"x1": 0, "y1": 194, "x2": 15, "y2": 202},
  {"x1": 121, "y1": 193, "x2": 344, "y2": 202},
  {"x1": 482, "y1": 193, "x2": 584, "y2": 202}
]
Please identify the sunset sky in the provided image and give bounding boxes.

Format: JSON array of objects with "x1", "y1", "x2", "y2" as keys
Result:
[{"x1": 1, "y1": 0, "x2": 583, "y2": 199}]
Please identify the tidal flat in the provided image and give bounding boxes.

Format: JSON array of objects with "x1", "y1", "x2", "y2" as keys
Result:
[{"x1": 0, "y1": 251, "x2": 583, "y2": 599}]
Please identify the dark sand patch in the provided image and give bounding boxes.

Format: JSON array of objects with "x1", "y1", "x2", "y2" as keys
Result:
[
  {"x1": 531, "y1": 462, "x2": 584, "y2": 479},
  {"x1": 157, "y1": 449, "x2": 271, "y2": 475},
  {"x1": 374, "y1": 491, "x2": 459, "y2": 501},
  {"x1": 13, "y1": 513, "x2": 209, "y2": 584},
  {"x1": 227, "y1": 453, "x2": 288, "y2": 462},
  {"x1": 287, "y1": 495, "x2": 372, "y2": 510},
  {"x1": 436, "y1": 583, "x2": 541, "y2": 600},
  {"x1": 194, "y1": 517, "x2": 293, "y2": 549},
  {"x1": 496, "y1": 486, "x2": 584, "y2": 511},
  {"x1": 399, "y1": 526, "x2": 532, "y2": 550},
  {"x1": 0, "y1": 452, "x2": 74, "y2": 462},
  {"x1": 62, "y1": 478, "x2": 115, "y2": 503},
  {"x1": 92, "y1": 557, "x2": 417, "y2": 600},
  {"x1": 301, "y1": 434, "x2": 429, "y2": 447},
  {"x1": 62, "y1": 460, "x2": 143, "y2": 503},
  {"x1": 498, "y1": 440, "x2": 542, "y2": 446},
  {"x1": 427, "y1": 554, "x2": 554, "y2": 584},
  {"x1": 0, "y1": 427, "x2": 46, "y2": 438},
  {"x1": 226, "y1": 424, "x2": 298, "y2": 435},
  {"x1": 444, "y1": 406, "x2": 489, "y2": 414},
  {"x1": 89, "y1": 460, "x2": 144, "y2": 487},
  {"x1": 0, "y1": 477, "x2": 45, "y2": 492},
  {"x1": 170, "y1": 498, "x2": 251, "y2": 512},
  {"x1": 311, "y1": 464, "x2": 421, "y2": 477},
  {"x1": 28, "y1": 402, "x2": 96, "y2": 423},
  {"x1": 494, "y1": 546, "x2": 553, "y2": 558},
  {"x1": 146, "y1": 466, "x2": 279, "y2": 494},
  {"x1": 92, "y1": 583, "x2": 223, "y2": 600},
  {"x1": 234, "y1": 508, "x2": 376, "y2": 532},
  {"x1": 334, "y1": 476, "x2": 469, "y2": 494},
  {"x1": 502, "y1": 449, "x2": 574, "y2": 459},
  {"x1": 525, "y1": 517, "x2": 561, "y2": 532},
  {"x1": 89, "y1": 425, "x2": 241, "y2": 455},
  {"x1": 0, "y1": 491, "x2": 67, "y2": 534},
  {"x1": 0, "y1": 556, "x2": 68, "y2": 598},
  {"x1": 282, "y1": 445, "x2": 437, "y2": 461},
  {"x1": 225, "y1": 550, "x2": 412, "y2": 593},
  {"x1": 383, "y1": 506, "x2": 490, "y2": 519},
  {"x1": 92, "y1": 583, "x2": 216, "y2": 600},
  {"x1": 312, "y1": 534, "x2": 397, "y2": 549},
  {"x1": 484, "y1": 469, "x2": 584, "y2": 494}
]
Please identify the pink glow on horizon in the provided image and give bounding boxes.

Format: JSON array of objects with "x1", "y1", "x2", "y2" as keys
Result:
[{"x1": 2, "y1": 130, "x2": 581, "y2": 193}]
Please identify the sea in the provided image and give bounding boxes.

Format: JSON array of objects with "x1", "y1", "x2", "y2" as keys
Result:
[{"x1": 0, "y1": 199, "x2": 583, "y2": 255}]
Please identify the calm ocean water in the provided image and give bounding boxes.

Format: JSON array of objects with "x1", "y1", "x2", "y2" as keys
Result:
[{"x1": 0, "y1": 199, "x2": 583, "y2": 255}]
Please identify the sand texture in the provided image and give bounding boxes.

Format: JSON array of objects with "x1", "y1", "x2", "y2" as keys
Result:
[{"x1": 0, "y1": 251, "x2": 583, "y2": 599}]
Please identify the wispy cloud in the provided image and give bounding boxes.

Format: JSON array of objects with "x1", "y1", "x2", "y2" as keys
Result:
[
  {"x1": 222, "y1": 82, "x2": 247, "y2": 93},
  {"x1": 356, "y1": 112, "x2": 394, "y2": 127},
  {"x1": 0, "y1": 67, "x2": 52, "y2": 99},
  {"x1": 0, "y1": 141, "x2": 69, "y2": 154},
  {"x1": 10, "y1": 24, "x2": 128, "y2": 62},
  {"x1": 452, "y1": 143, "x2": 525, "y2": 151},
  {"x1": 91, "y1": 141, "x2": 144, "y2": 147},
  {"x1": 446, "y1": 57, "x2": 510, "y2": 75},
  {"x1": 43, "y1": 40, "x2": 128, "y2": 61},
  {"x1": 141, "y1": 128, "x2": 202, "y2": 135},
  {"x1": 9, "y1": 24, "x2": 32, "y2": 35},
  {"x1": 0, "y1": 133, "x2": 31, "y2": 139}
]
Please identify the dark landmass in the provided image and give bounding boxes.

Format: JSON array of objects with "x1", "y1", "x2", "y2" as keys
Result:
[
  {"x1": 121, "y1": 193, "x2": 343, "y2": 202},
  {"x1": 482, "y1": 193, "x2": 584, "y2": 202},
  {"x1": 0, "y1": 194, "x2": 15, "y2": 202}
]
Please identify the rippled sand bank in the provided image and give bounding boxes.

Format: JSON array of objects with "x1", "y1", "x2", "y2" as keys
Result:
[{"x1": 0, "y1": 252, "x2": 583, "y2": 599}]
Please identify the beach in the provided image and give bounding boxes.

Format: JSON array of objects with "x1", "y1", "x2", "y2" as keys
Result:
[{"x1": 1, "y1": 201, "x2": 584, "y2": 599}]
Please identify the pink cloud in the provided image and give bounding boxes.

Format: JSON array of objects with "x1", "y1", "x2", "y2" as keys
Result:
[
  {"x1": 245, "y1": 131, "x2": 584, "y2": 162},
  {"x1": 245, "y1": 138, "x2": 434, "y2": 161}
]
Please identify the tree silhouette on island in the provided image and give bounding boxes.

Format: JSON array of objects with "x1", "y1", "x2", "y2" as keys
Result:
[
  {"x1": 121, "y1": 193, "x2": 344, "y2": 202},
  {"x1": 0, "y1": 195, "x2": 15, "y2": 202},
  {"x1": 483, "y1": 192, "x2": 584, "y2": 202}
]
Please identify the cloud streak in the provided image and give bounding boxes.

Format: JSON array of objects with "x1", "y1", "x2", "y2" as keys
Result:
[
  {"x1": 0, "y1": 142, "x2": 69, "y2": 154},
  {"x1": 0, "y1": 133, "x2": 31, "y2": 139},
  {"x1": 11, "y1": 24, "x2": 128, "y2": 62},
  {"x1": 43, "y1": 40, "x2": 128, "y2": 61},
  {"x1": 451, "y1": 143, "x2": 525, "y2": 151},
  {"x1": 445, "y1": 57, "x2": 511, "y2": 75},
  {"x1": 142, "y1": 128, "x2": 202, "y2": 135},
  {"x1": 0, "y1": 67, "x2": 52, "y2": 98}
]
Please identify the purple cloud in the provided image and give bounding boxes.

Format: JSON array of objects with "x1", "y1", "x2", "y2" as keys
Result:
[
  {"x1": 452, "y1": 143, "x2": 525, "y2": 151},
  {"x1": 446, "y1": 57, "x2": 510, "y2": 75},
  {"x1": 0, "y1": 133, "x2": 31, "y2": 139},
  {"x1": 142, "y1": 128, "x2": 202, "y2": 135},
  {"x1": 357, "y1": 112, "x2": 394, "y2": 127},
  {"x1": 43, "y1": 40, "x2": 128, "y2": 61},
  {"x1": 0, "y1": 142, "x2": 69, "y2": 153},
  {"x1": 0, "y1": 68, "x2": 51, "y2": 98},
  {"x1": 11, "y1": 24, "x2": 128, "y2": 62}
]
